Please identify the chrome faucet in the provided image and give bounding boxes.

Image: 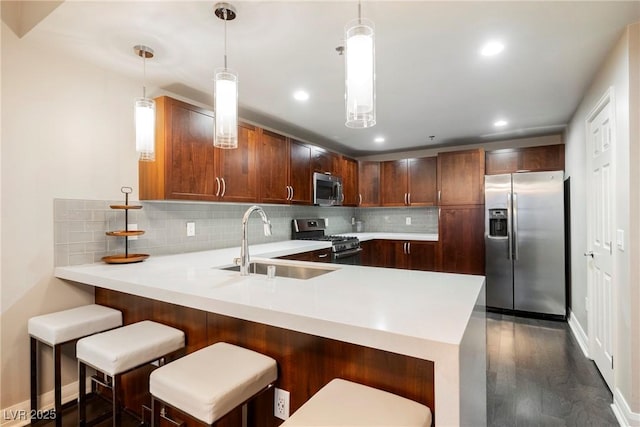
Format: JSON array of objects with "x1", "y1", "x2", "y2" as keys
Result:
[{"x1": 236, "y1": 205, "x2": 272, "y2": 276}]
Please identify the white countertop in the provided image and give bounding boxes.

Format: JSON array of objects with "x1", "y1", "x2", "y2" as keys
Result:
[{"x1": 54, "y1": 239, "x2": 485, "y2": 426}]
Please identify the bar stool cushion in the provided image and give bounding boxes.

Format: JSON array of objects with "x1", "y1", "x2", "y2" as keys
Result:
[
  {"x1": 150, "y1": 342, "x2": 277, "y2": 425},
  {"x1": 77, "y1": 320, "x2": 184, "y2": 376},
  {"x1": 28, "y1": 304, "x2": 122, "y2": 346},
  {"x1": 281, "y1": 378, "x2": 432, "y2": 427}
]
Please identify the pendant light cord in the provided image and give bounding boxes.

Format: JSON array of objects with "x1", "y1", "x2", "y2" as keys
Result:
[
  {"x1": 358, "y1": 0, "x2": 362, "y2": 24},
  {"x1": 142, "y1": 51, "x2": 147, "y2": 99},
  {"x1": 223, "y1": 9, "x2": 228, "y2": 70}
]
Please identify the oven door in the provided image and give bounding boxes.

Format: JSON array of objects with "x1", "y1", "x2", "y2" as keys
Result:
[{"x1": 332, "y1": 247, "x2": 362, "y2": 265}]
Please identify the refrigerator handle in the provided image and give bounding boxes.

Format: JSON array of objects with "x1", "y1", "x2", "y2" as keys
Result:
[
  {"x1": 512, "y1": 192, "x2": 519, "y2": 261},
  {"x1": 507, "y1": 193, "x2": 513, "y2": 260}
]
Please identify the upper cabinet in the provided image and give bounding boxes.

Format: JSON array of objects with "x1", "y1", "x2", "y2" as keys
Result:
[
  {"x1": 358, "y1": 161, "x2": 380, "y2": 207},
  {"x1": 258, "y1": 131, "x2": 312, "y2": 205},
  {"x1": 485, "y1": 144, "x2": 565, "y2": 175},
  {"x1": 311, "y1": 146, "x2": 338, "y2": 175},
  {"x1": 437, "y1": 148, "x2": 485, "y2": 205},
  {"x1": 140, "y1": 96, "x2": 259, "y2": 202},
  {"x1": 140, "y1": 96, "x2": 216, "y2": 201},
  {"x1": 339, "y1": 156, "x2": 359, "y2": 206},
  {"x1": 380, "y1": 157, "x2": 437, "y2": 207}
]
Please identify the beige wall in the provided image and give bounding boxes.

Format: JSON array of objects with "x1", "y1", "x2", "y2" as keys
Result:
[
  {"x1": 0, "y1": 22, "x2": 142, "y2": 408},
  {"x1": 564, "y1": 22, "x2": 639, "y2": 414}
]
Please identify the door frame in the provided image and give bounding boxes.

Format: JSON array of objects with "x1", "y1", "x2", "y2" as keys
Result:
[{"x1": 584, "y1": 85, "x2": 617, "y2": 389}]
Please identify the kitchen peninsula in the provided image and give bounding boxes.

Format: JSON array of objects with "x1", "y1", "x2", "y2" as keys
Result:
[{"x1": 54, "y1": 240, "x2": 486, "y2": 427}]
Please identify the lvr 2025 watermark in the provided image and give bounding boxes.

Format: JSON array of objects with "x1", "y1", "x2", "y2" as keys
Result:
[{"x1": 2, "y1": 409, "x2": 57, "y2": 421}]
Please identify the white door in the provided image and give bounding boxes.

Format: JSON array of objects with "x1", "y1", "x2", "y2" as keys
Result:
[{"x1": 586, "y1": 88, "x2": 615, "y2": 390}]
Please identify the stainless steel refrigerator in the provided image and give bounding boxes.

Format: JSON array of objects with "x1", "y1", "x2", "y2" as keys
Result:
[{"x1": 484, "y1": 171, "x2": 566, "y2": 317}]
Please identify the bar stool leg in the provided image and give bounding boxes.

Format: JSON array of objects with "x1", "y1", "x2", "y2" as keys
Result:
[
  {"x1": 30, "y1": 337, "x2": 38, "y2": 415},
  {"x1": 53, "y1": 344, "x2": 62, "y2": 427},
  {"x1": 78, "y1": 361, "x2": 86, "y2": 427},
  {"x1": 112, "y1": 375, "x2": 121, "y2": 427}
]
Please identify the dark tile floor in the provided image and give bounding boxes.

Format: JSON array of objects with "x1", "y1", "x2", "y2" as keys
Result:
[
  {"x1": 33, "y1": 312, "x2": 619, "y2": 427},
  {"x1": 487, "y1": 312, "x2": 618, "y2": 427}
]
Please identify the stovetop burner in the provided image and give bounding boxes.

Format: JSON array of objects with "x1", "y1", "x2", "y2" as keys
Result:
[{"x1": 292, "y1": 219, "x2": 360, "y2": 252}]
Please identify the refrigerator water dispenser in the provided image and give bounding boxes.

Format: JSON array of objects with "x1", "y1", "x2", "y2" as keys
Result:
[{"x1": 488, "y1": 209, "x2": 508, "y2": 237}]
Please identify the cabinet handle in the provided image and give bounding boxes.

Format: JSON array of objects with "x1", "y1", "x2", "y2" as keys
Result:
[
  {"x1": 221, "y1": 177, "x2": 226, "y2": 198},
  {"x1": 403, "y1": 242, "x2": 407, "y2": 254},
  {"x1": 407, "y1": 242, "x2": 411, "y2": 254},
  {"x1": 215, "y1": 177, "x2": 221, "y2": 197},
  {"x1": 286, "y1": 186, "x2": 291, "y2": 200},
  {"x1": 408, "y1": 193, "x2": 411, "y2": 205},
  {"x1": 341, "y1": 193, "x2": 345, "y2": 203},
  {"x1": 358, "y1": 194, "x2": 362, "y2": 206},
  {"x1": 291, "y1": 186, "x2": 294, "y2": 200},
  {"x1": 404, "y1": 193, "x2": 408, "y2": 205},
  {"x1": 438, "y1": 190, "x2": 441, "y2": 203},
  {"x1": 318, "y1": 253, "x2": 328, "y2": 258}
]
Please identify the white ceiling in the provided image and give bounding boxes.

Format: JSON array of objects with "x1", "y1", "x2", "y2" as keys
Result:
[{"x1": 18, "y1": 1, "x2": 640, "y2": 156}]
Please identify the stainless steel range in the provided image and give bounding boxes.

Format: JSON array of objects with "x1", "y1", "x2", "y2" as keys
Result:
[{"x1": 291, "y1": 219, "x2": 361, "y2": 265}]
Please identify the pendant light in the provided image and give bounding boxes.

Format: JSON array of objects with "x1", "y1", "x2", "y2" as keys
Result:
[
  {"x1": 344, "y1": 1, "x2": 376, "y2": 128},
  {"x1": 134, "y1": 45, "x2": 156, "y2": 161},
  {"x1": 214, "y1": 3, "x2": 238, "y2": 149}
]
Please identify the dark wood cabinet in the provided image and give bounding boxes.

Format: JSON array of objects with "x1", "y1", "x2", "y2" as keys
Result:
[
  {"x1": 485, "y1": 144, "x2": 565, "y2": 175},
  {"x1": 438, "y1": 206, "x2": 485, "y2": 275},
  {"x1": 437, "y1": 148, "x2": 485, "y2": 205},
  {"x1": 311, "y1": 146, "x2": 338, "y2": 175},
  {"x1": 140, "y1": 96, "x2": 216, "y2": 201},
  {"x1": 381, "y1": 157, "x2": 437, "y2": 207},
  {"x1": 358, "y1": 161, "x2": 380, "y2": 206},
  {"x1": 339, "y1": 156, "x2": 359, "y2": 206},
  {"x1": 289, "y1": 140, "x2": 312, "y2": 204},
  {"x1": 140, "y1": 96, "x2": 258, "y2": 203},
  {"x1": 277, "y1": 248, "x2": 332, "y2": 263},
  {"x1": 216, "y1": 122, "x2": 259, "y2": 203},
  {"x1": 361, "y1": 240, "x2": 436, "y2": 271},
  {"x1": 255, "y1": 132, "x2": 313, "y2": 205}
]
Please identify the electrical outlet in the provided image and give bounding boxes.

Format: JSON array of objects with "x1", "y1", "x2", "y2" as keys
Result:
[
  {"x1": 585, "y1": 297, "x2": 589, "y2": 312},
  {"x1": 128, "y1": 224, "x2": 138, "y2": 240},
  {"x1": 273, "y1": 387, "x2": 290, "y2": 420},
  {"x1": 324, "y1": 217, "x2": 329, "y2": 227},
  {"x1": 406, "y1": 217, "x2": 412, "y2": 225},
  {"x1": 351, "y1": 217, "x2": 356, "y2": 225},
  {"x1": 186, "y1": 221, "x2": 196, "y2": 237}
]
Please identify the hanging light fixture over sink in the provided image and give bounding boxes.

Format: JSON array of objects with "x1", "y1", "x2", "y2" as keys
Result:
[
  {"x1": 213, "y1": 2, "x2": 238, "y2": 149},
  {"x1": 133, "y1": 45, "x2": 156, "y2": 161},
  {"x1": 344, "y1": 1, "x2": 376, "y2": 129}
]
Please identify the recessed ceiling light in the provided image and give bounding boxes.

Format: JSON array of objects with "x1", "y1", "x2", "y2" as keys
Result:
[
  {"x1": 374, "y1": 136, "x2": 385, "y2": 143},
  {"x1": 494, "y1": 119, "x2": 508, "y2": 127},
  {"x1": 481, "y1": 41, "x2": 505, "y2": 57},
  {"x1": 293, "y1": 90, "x2": 309, "y2": 101}
]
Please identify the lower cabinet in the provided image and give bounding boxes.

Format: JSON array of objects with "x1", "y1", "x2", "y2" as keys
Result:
[
  {"x1": 361, "y1": 240, "x2": 437, "y2": 271},
  {"x1": 277, "y1": 248, "x2": 332, "y2": 263},
  {"x1": 438, "y1": 206, "x2": 485, "y2": 275}
]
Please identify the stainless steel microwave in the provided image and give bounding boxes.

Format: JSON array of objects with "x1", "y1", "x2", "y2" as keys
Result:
[{"x1": 313, "y1": 172, "x2": 343, "y2": 206}]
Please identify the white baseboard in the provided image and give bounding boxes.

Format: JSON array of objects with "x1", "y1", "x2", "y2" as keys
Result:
[
  {"x1": 612, "y1": 388, "x2": 640, "y2": 427},
  {"x1": 0, "y1": 378, "x2": 90, "y2": 427},
  {"x1": 568, "y1": 309, "x2": 590, "y2": 359}
]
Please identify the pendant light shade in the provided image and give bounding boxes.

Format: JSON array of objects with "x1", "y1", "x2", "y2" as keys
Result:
[
  {"x1": 345, "y1": 16, "x2": 376, "y2": 128},
  {"x1": 135, "y1": 97, "x2": 156, "y2": 161},
  {"x1": 214, "y1": 3, "x2": 238, "y2": 149},
  {"x1": 214, "y1": 68, "x2": 238, "y2": 148},
  {"x1": 133, "y1": 45, "x2": 156, "y2": 161}
]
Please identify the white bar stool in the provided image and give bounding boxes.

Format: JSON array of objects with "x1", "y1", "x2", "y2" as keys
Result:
[
  {"x1": 76, "y1": 320, "x2": 185, "y2": 427},
  {"x1": 281, "y1": 378, "x2": 432, "y2": 427},
  {"x1": 28, "y1": 304, "x2": 122, "y2": 426},
  {"x1": 149, "y1": 342, "x2": 277, "y2": 426}
]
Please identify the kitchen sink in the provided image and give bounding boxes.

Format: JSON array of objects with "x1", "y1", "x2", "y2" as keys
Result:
[{"x1": 220, "y1": 261, "x2": 339, "y2": 280}]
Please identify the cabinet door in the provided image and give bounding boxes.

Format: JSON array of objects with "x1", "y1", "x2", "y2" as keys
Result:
[
  {"x1": 485, "y1": 150, "x2": 519, "y2": 175},
  {"x1": 278, "y1": 248, "x2": 332, "y2": 262},
  {"x1": 381, "y1": 160, "x2": 409, "y2": 206},
  {"x1": 289, "y1": 140, "x2": 312, "y2": 205},
  {"x1": 437, "y1": 149, "x2": 485, "y2": 205},
  {"x1": 358, "y1": 161, "x2": 380, "y2": 206},
  {"x1": 341, "y1": 156, "x2": 359, "y2": 206},
  {"x1": 439, "y1": 206, "x2": 485, "y2": 275},
  {"x1": 407, "y1": 241, "x2": 437, "y2": 271},
  {"x1": 408, "y1": 157, "x2": 437, "y2": 206},
  {"x1": 311, "y1": 147, "x2": 337, "y2": 174},
  {"x1": 520, "y1": 144, "x2": 564, "y2": 172},
  {"x1": 141, "y1": 97, "x2": 217, "y2": 201},
  {"x1": 216, "y1": 123, "x2": 259, "y2": 203},
  {"x1": 259, "y1": 130, "x2": 290, "y2": 204}
]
